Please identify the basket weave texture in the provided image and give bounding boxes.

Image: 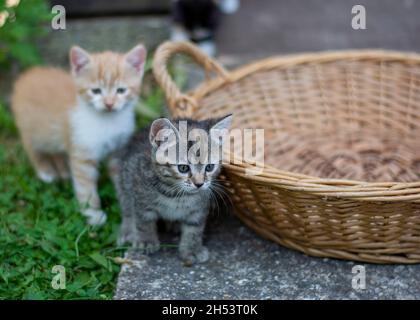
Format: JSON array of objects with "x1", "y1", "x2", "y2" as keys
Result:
[{"x1": 153, "y1": 41, "x2": 420, "y2": 264}]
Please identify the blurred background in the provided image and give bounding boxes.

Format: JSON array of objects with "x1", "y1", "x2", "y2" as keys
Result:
[{"x1": 1, "y1": 0, "x2": 420, "y2": 98}]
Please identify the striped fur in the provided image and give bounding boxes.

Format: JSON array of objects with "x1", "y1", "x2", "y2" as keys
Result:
[{"x1": 116, "y1": 116, "x2": 232, "y2": 264}]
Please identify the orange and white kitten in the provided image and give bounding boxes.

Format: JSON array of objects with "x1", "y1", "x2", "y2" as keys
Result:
[{"x1": 11, "y1": 45, "x2": 147, "y2": 225}]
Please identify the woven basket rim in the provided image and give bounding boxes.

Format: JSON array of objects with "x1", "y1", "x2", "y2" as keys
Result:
[
  {"x1": 187, "y1": 50, "x2": 420, "y2": 201},
  {"x1": 191, "y1": 48, "x2": 420, "y2": 101},
  {"x1": 224, "y1": 161, "x2": 420, "y2": 203}
]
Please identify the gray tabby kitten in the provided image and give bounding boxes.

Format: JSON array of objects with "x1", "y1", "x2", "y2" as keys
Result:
[{"x1": 116, "y1": 115, "x2": 232, "y2": 264}]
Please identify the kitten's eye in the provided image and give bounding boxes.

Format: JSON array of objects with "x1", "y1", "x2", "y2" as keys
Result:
[
  {"x1": 91, "y1": 88, "x2": 102, "y2": 95},
  {"x1": 205, "y1": 164, "x2": 215, "y2": 172},
  {"x1": 177, "y1": 165, "x2": 190, "y2": 174},
  {"x1": 116, "y1": 87, "x2": 126, "y2": 94}
]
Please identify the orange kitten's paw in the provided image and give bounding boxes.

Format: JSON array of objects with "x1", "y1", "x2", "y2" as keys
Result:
[
  {"x1": 37, "y1": 171, "x2": 57, "y2": 183},
  {"x1": 83, "y1": 209, "x2": 107, "y2": 226}
]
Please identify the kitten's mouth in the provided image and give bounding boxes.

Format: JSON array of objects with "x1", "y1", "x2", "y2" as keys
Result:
[
  {"x1": 180, "y1": 186, "x2": 200, "y2": 194},
  {"x1": 102, "y1": 107, "x2": 118, "y2": 113},
  {"x1": 187, "y1": 186, "x2": 208, "y2": 194}
]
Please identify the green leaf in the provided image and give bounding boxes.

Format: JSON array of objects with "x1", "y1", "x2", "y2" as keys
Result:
[
  {"x1": 0, "y1": 267, "x2": 9, "y2": 284},
  {"x1": 23, "y1": 285, "x2": 46, "y2": 300},
  {"x1": 0, "y1": 0, "x2": 49, "y2": 70},
  {"x1": 66, "y1": 272, "x2": 91, "y2": 293},
  {"x1": 9, "y1": 42, "x2": 41, "y2": 66},
  {"x1": 89, "y1": 252, "x2": 110, "y2": 270}
]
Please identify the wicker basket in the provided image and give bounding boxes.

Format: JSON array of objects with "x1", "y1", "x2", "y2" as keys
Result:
[{"x1": 153, "y1": 41, "x2": 420, "y2": 264}]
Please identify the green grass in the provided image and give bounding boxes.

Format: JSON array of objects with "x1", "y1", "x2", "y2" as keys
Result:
[{"x1": 0, "y1": 77, "x2": 165, "y2": 299}]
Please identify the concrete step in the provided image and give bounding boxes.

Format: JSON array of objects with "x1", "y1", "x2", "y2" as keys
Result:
[{"x1": 114, "y1": 214, "x2": 420, "y2": 299}]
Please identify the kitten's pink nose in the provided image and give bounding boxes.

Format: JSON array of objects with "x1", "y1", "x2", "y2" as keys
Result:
[{"x1": 104, "y1": 96, "x2": 115, "y2": 111}]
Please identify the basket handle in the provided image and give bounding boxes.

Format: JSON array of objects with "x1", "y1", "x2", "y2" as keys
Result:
[{"x1": 153, "y1": 41, "x2": 230, "y2": 116}]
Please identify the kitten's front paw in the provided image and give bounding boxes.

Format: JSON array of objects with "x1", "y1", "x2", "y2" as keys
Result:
[
  {"x1": 117, "y1": 225, "x2": 136, "y2": 246},
  {"x1": 37, "y1": 171, "x2": 56, "y2": 183},
  {"x1": 83, "y1": 209, "x2": 107, "y2": 226},
  {"x1": 180, "y1": 246, "x2": 209, "y2": 265},
  {"x1": 133, "y1": 239, "x2": 160, "y2": 255}
]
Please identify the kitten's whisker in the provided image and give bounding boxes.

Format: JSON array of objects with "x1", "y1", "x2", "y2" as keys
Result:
[
  {"x1": 210, "y1": 185, "x2": 228, "y2": 216},
  {"x1": 208, "y1": 188, "x2": 221, "y2": 217},
  {"x1": 210, "y1": 186, "x2": 229, "y2": 212},
  {"x1": 166, "y1": 182, "x2": 182, "y2": 195},
  {"x1": 173, "y1": 183, "x2": 187, "y2": 204},
  {"x1": 210, "y1": 183, "x2": 234, "y2": 207}
]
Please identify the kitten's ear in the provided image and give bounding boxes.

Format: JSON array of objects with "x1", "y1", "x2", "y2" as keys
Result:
[
  {"x1": 70, "y1": 46, "x2": 91, "y2": 74},
  {"x1": 125, "y1": 44, "x2": 147, "y2": 74},
  {"x1": 149, "y1": 118, "x2": 179, "y2": 148},
  {"x1": 211, "y1": 114, "x2": 233, "y2": 131}
]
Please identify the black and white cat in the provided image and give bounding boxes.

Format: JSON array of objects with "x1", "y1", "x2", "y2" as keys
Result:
[{"x1": 171, "y1": 0, "x2": 240, "y2": 56}]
